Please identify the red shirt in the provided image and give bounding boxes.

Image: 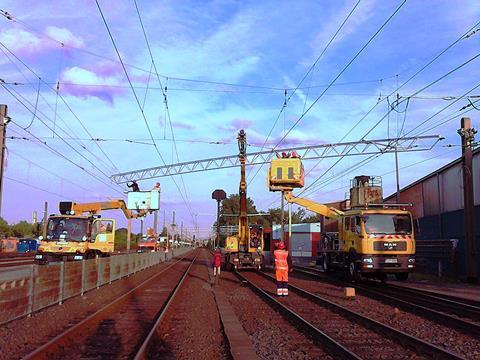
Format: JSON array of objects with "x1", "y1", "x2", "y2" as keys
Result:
[{"x1": 214, "y1": 251, "x2": 221, "y2": 267}]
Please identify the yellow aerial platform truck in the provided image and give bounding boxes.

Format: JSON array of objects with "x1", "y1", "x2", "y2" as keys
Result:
[{"x1": 268, "y1": 157, "x2": 415, "y2": 281}]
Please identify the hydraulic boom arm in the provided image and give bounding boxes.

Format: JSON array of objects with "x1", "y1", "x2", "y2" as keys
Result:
[
  {"x1": 69, "y1": 200, "x2": 148, "y2": 219},
  {"x1": 284, "y1": 192, "x2": 344, "y2": 219}
]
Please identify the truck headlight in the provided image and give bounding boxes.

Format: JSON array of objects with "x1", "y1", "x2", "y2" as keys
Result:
[
  {"x1": 74, "y1": 255, "x2": 83, "y2": 260},
  {"x1": 233, "y1": 258, "x2": 239, "y2": 262},
  {"x1": 408, "y1": 258, "x2": 415, "y2": 263},
  {"x1": 362, "y1": 257, "x2": 373, "y2": 264},
  {"x1": 35, "y1": 254, "x2": 43, "y2": 259}
]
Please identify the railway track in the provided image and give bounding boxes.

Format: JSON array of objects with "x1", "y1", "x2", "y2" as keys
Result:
[
  {"x1": 23, "y1": 250, "x2": 199, "y2": 359},
  {"x1": 294, "y1": 265, "x2": 480, "y2": 336},
  {"x1": 0, "y1": 257, "x2": 34, "y2": 268},
  {"x1": 236, "y1": 270, "x2": 460, "y2": 360}
]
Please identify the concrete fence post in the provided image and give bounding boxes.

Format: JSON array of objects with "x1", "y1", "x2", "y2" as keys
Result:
[
  {"x1": 59, "y1": 261, "x2": 65, "y2": 305},
  {"x1": 27, "y1": 264, "x2": 35, "y2": 317},
  {"x1": 81, "y1": 259, "x2": 86, "y2": 296},
  {"x1": 97, "y1": 257, "x2": 102, "y2": 289},
  {"x1": 109, "y1": 257, "x2": 113, "y2": 284}
]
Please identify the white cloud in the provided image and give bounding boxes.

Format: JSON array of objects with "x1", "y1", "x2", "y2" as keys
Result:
[
  {"x1": 0, "y1": 28, "x2": 43, "y2": 54},
  {"x1": 44, "y1": 26, "x2": 84, "y2": 48}
]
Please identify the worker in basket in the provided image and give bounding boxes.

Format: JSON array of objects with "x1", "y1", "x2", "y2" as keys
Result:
[
  {"x1": 213, "y1": 247, "x2": 222, "y2": 284},
  {"x1": 274, "y1": 241, "x2": 292, "y2": 296}
]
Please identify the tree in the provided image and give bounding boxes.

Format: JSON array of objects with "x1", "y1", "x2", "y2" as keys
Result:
[
  {"x1": 11, "y1": 221, "x2": 35, "y2": 238},
  {"x1": 0, "y1": 217, "x2": 11, "y2": 238}
]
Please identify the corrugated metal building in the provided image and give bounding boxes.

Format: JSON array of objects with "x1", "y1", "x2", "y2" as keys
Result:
[{"x1": 385, "y1": 148, "x2": 480, "y2": 278}]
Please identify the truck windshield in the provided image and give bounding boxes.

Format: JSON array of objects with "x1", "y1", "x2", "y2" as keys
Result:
[
  {"x1": 363, "y1": 214, "x2": 412, "y2": 235},
  {"x1": 46, "y1": 218, "x2": 89, "y2": 242}
]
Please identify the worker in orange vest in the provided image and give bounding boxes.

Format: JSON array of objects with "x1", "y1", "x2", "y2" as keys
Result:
[{"x1": 274, "y1": 241, "x2": 290, "y2": 296}]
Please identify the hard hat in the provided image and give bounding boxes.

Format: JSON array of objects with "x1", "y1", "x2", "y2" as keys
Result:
[{"x1": 278, "y1": 242, "x2": 285, "y2": 249}]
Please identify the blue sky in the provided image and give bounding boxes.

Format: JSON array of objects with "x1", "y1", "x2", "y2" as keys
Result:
[{"x1": 1, "y1": 0, "x2": 479, "y2": 236}]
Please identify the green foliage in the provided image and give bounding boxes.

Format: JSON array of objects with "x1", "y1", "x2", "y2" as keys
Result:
[
  {"x1": 0, "y1": 217, "x2": 12, "y2": 237},
  {"x1": 114, "y1": 228, "x2": 142, "y2": 251},
  {"x1": 11, "y1": 221, "x2": 35, "y2": 237}
]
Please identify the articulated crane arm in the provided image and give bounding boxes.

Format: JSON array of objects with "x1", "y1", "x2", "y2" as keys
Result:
[
  {"x1": 284, "y1": 192, "x2": 344, "y2": 219},
  {"x1": 70, "y1": 200, "x2": 148, "y2": 219}
]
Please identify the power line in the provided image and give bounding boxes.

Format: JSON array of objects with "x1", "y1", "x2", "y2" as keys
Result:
[
  {"x1": 5, "y1": 176, "x2": 66, "y2": 198},
  {"x1": 273, "y1": 0, "x2": 408, "y2": 151},
  {"x1": 133, "y1": 0, "x2": 197, "y2": 229},
  {"x1": 95, "y1": 0, "x2": 195, "y2": 227},
  {"x1": 2, "y1": 86, "x2": 125, "y2": 195},
  {"x1": 247, "y1": 0, "x2": 363, "y2": 185},
  {"x1": 0, "y1": 42, "x2": 119, "y2": 173}
]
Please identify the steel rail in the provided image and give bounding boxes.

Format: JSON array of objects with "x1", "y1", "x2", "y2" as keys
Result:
[
  {"x1": 258, "y1": 271, "x2": 462, "y2": 360},
  {"x1": 293, "y1": 265, "x2": 480, "y2": 337},
  {"x1": 133, "y1": 251, "x2": 199, "y2": 359},
  {"x1": 23, "y1": 250, "x2": 197, "y2": 360},
  {"x1": 234, "y1": 270, "x2": 361, "y2": 360}
]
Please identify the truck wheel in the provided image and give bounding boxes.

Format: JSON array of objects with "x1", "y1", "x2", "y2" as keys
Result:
[
  {"x1": 395, "y1": 273, "x2": 409, "y2": 281},
  {"x1": 348, "y1": 261, "x2": 361, "y2": 282},
  {"x1": 321, "y1": 255, "x2": 330, "y2": 273}
]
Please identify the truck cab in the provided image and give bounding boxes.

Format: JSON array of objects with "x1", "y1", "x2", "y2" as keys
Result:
[
  {"x1": 326, "y1": 208, "x2": 415, "y2": 280},
  {"x1": 35, "y1": 216, "x2": 115, "y2": 263}
]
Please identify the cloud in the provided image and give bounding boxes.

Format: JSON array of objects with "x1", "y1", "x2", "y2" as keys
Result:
[
  {"x1": 0, "y1": 26, "x2": 85, "y2": 56},
  {"x1": 308, "y1": 0, "x2": 376, "y2": 59},
  {"x1": 172, "y1": 121, "x2": 195, "y2": 130},
  {"x1": 44, "y1": 26, "x2": 84, "y2": 48},
  {"x1": 0, "y1": 28, "x2": 44, "y2": 54},
  {"x1": 231, "y1": 118, "x2": 254, "y2": 129},
  {"x1": 60, "y1": 66, "x2": 124, "y2": 103}
]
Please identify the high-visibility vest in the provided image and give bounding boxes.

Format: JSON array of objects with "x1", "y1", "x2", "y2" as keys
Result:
[{"x1": 274, "y1": 249, "x2": 288, "y2": 271}]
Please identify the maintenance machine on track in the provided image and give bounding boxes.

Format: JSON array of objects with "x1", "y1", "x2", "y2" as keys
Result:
[{"x1": 224, "y1": 130, "x2": 264, "y2": 270}]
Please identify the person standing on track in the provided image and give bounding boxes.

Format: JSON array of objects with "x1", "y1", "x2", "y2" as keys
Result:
[
  {"x1": 213, "y1": 247, "x2": 222, "y2": 284},
  {"x1": 274, "y1": 241, "x2": 290, "y2": 296}
]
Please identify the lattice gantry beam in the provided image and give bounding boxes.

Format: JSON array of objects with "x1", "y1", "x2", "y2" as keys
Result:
[{"x1": 110, "y1": 135, "x2": 442, "y2": 184}]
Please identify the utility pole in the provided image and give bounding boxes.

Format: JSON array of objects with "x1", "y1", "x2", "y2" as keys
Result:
[
  {"x1": 181, "y1": 221, "x2": 183, "y2": 242},
  {"x1": 140, "y1": 219, "x2": 144, "y2": 235},
  {"x1": 280, "y1": 192, "x2": 285, "y2": 243},
  {"x1": 0, "y1": 105, "x2": 9, "y2": 217},
  {"x1": 395, "y1": 145, "x2": 401, "y2": 203},
  {"x1": 127, "y1": 218, "x2": 132, "y2": 252},
  {"x1": 42, "y1": 202, "x2": 48, "y2": 238},
  {"x1": 172, "y1": 211, "x2": 176, "y2": 248},
  {"x1": 458, "y1": 117, "x2": 478, "y2": 283},
  {"x1": 153, "y1": 210, "x2": 158, "y2": 235}
]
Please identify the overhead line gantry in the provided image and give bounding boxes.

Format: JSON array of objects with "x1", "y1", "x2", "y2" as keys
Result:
[{"x1": 110, "y1": 134, "x2": 442, "y2": 184}]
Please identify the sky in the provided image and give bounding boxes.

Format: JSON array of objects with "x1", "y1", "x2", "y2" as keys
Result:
[{"x1": 1, "y1": 0, "x2": 479, "y2": 237}]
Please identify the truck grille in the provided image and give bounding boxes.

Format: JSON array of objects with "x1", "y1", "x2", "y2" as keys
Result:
[{"x1": 373, "y1": 241, "x2": 407, "y2": 251}]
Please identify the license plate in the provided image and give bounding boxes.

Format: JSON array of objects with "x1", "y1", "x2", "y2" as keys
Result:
[{"x1": 385, "y1": 258, "x2": 398, "y2": 263}]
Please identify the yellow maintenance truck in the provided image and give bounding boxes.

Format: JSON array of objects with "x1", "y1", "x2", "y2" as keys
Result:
[
  {"x1": 268, "y1": 158, "x2": 415, "y2": 281},
  {"x1": 35, "y1": 200, "x2": 147, "y2": 263}
]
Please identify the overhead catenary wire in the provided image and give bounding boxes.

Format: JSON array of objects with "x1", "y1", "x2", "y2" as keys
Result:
[
  {"x1": 133, "y1": 0, "x2": 197, "y2": 230},
  {"x1": 95, "y1": 0, "x2": 196, "y2": 227},
  {"x1": 1, "y1": 83, "x2": 125, "y2": 195},
  {"x1": 0, "y1": 42, "x2": 120, "y2": 173},
  {"x1": 0, "y1": 79, "x2": 117, "y2": 176},
  {"x1": 247, "y1": 0, "x2": 363, "y2": 185},
  {"x1": 290, "y1": 23, "x2": 480, "y2": 202}
]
